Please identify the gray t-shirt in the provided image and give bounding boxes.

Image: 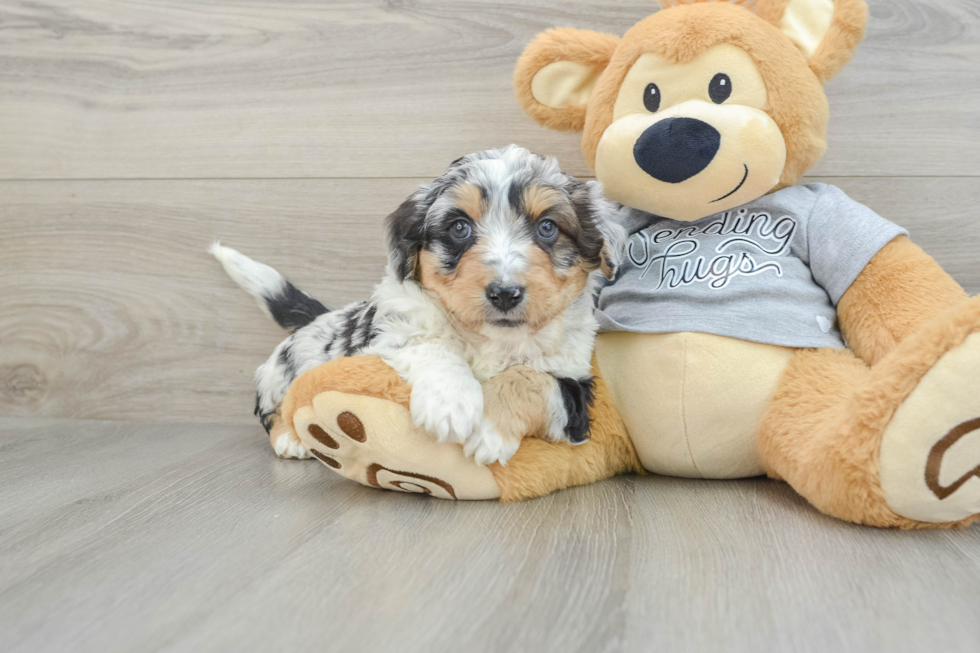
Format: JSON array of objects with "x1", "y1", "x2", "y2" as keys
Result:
[{"x1": 595, "y1": 183, "x2": 907, "y2": 349}]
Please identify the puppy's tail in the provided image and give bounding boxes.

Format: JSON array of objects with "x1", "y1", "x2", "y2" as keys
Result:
[{"x1": 209, "y1": 242, "x2": 328, "y2": 332}]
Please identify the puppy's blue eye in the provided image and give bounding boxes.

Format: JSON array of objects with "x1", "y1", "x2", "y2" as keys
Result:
[
  {"x1": 536, "y1": 219, "x2": 558, "y2": 242},
  {"x1": 450, "y1": 219, "x2": 472, "y2": 241}
]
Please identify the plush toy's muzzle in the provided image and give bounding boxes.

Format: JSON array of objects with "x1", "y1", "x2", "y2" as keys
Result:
[{"x1": 595, "y1": 97, "x2": 787, "y2": 221}]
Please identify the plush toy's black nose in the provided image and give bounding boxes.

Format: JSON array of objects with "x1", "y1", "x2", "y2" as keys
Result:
[
  {"x1": 633, "y1": 117, "x2": 721, "y2": 183},
  {"x1": 486, "y1": 284, "x2": 524, "y2": 312}
]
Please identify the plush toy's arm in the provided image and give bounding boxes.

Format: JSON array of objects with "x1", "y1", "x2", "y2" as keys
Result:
[{"x1": 837, "y1": 235, "x2": 968, "y2": 366}]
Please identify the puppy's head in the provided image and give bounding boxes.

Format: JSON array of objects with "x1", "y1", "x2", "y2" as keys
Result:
[{"x1": 384, "y1": 145, "x2": 625, "y2": 333}]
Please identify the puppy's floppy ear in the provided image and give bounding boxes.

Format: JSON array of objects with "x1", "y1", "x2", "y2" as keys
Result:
[
  {"x1": 574, "y1": 180, "x2": 626, "y2": 281},
  {"x1": 384, "y1": 164, "x2": 464, "y2": 281},
  {"x1": 754, "y1": 0, "x2": 868, "y2": 83},
  {"x1": 590, "y1": 183, "x2": 627, "y2": 281},
  {"x1": 383, "y1": 195, "x2": 425, "y2": 282},
  {"x1": 514, "y1": 28, "x2": 620, "y2": 132}
]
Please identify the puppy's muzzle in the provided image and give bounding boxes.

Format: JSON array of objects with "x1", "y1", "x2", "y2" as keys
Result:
[
  {"x1": 633, "y1": 117, "x2": 721, "y2": 183},
  {"x1": 485, "y1": 283, "x2": 524, "y2": 313}
]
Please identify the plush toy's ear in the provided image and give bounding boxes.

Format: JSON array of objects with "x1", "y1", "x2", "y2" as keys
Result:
[
  {"x1": 514, "y1": 28, "x2": 621, "y2": 132},
  {"x1": 754, "y1": 0, "x2": 868, "y2": 83}
]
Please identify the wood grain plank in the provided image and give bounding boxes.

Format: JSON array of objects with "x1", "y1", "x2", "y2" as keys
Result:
[
  {"x1": 1, "y1": 418, "x2": 978, "y2": 653},
  {"x1": 0, "y1": 0, "x2": 977, "y2": 180},
  {"x1": 2, "y1": 176, "x2": 978, "y2": 425}
]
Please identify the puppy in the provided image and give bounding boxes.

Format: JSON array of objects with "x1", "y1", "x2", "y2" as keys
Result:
[{"x1": 212, "y1": 145, "x2": 625, "y2": 465}]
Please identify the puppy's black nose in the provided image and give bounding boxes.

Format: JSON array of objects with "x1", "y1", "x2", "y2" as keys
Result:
[
  {"x1": 633, "y1": 117, "x2": 720, "y2": 183},
  {"x1": 486, "y1": 284, "x2": 524, "y2": 312}
]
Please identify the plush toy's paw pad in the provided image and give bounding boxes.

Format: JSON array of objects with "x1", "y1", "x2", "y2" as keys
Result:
[
  {"x1": 880, "y1": 333, "x2": 980, "y2": 523},
  {"x1": 302, "y1": 414, "x2": 360, "y2": 471},
  {"x1": 292, "y1": 391, "x2": 501, "y2": 500},
  {"x1": 269, "y1": 425, "x2": 311, "y2": 459}
]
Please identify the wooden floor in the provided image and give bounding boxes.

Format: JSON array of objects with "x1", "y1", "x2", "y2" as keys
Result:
[
  {"x1": 2, "y1": 418, "x2": 980, "y2": 653},
  {"x1": 3, "y1": 0, "x2": 980, "y2": 650}
]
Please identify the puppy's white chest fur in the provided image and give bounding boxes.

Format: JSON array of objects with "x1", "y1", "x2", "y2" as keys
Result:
[{"x1": 464, "y1": 310, "x2": 596, "y2": 382}]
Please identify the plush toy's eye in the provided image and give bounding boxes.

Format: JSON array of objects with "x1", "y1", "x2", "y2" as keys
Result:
[
  {"x1": 643, "y1": 83, "x2": 661, "y2": 113},
  {"x1": 450, "y1": 219, "x2": 473, "y2": 241},
  {"x1": 709, "y1": 73, "x2": 732, "y2": 104},
  {"x1": 536, "y1": 219, "x2": 558, "y2": 242}
]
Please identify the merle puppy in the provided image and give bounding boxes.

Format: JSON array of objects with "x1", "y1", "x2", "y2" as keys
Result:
[{"x1": 212, "y1": 145, "x2": 625, "y2": 465}]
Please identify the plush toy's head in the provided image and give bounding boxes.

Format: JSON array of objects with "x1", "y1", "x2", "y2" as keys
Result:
[{"x1": 515, "y1": 0, "x2": 868, "y2": 221}]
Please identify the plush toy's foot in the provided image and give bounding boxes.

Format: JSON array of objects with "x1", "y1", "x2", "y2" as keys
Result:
[
  {"x1": 292, "y1": 390, "x2": 500, "y2": 500},
  {"x1": 879, "y1": 332, "x2": 980, "y2": 523},
  {"x1": 760, "y1": 296, "x2": 980, "y2": 529}
]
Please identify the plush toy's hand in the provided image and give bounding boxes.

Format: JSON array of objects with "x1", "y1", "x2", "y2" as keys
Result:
[
  {"x1": 409, "y1": 374, "x2": 484, "y2": 445},
  {"x1": 463, "y1": 418, "x2": 522, "y2": 466}
]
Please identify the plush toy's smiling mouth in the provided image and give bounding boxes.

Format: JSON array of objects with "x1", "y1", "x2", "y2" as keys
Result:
[{"x1": 710, "y1": 164, "x2": 749, "y2": 203}]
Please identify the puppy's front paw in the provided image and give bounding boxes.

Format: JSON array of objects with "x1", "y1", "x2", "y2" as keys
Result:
[
  {"x1": 273, "y1": 431, "x2": 311, "y2": 459},
  {"x1": 464, "y1": 419, "x2": 522, "y2": 466},
  {"x1": 410, "y1": 378, "x2": 484, "y2": 445}
]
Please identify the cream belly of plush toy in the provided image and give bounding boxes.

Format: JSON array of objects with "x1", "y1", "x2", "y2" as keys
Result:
[{"x1": 597, "y1": 332, "x2": 792, "y2": 479}]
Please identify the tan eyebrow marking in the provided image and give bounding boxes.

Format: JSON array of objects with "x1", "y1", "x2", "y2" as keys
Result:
[
  {"x1": 451, "y1": 183, "x2": 486, "y2": 221},
  {"x1": 522, "y1": 184, "x2": 563, "y2": 220}
]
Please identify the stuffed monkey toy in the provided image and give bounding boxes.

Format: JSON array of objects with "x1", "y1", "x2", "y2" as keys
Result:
[{"x1": 279, "y1": 0, "x2": 980, "y2": 529}]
